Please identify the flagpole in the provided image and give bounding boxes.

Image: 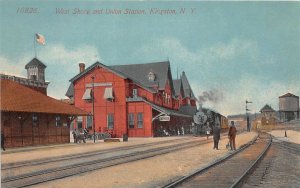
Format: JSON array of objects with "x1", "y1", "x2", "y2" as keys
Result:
[{"x1": 34, "y1": 33, "x2": 37, "y2": 58}]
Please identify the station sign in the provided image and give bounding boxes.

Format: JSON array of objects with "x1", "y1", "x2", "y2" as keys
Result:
[
  {"x1": 86, "y1": 83, "x2": 112, "y2": 87},
  {"x1": 159, "y1": 115, "x2": 170, "y2": 121}
]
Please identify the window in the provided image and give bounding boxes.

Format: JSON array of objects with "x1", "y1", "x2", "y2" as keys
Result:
[
  {"x1": 148, "y1": 71, "x2": 156, "y2": 81},
  {"x1": 87, "y1": 115, "x2": 93, "y2": 129},
  {"x1": 137, "y1": 113, "x2": 143, "y2": 128},
  {"x1": 77, "y1": 116, "x2": 83, "y2": 129},
  {"x1": 104, "y1": 87, "x2": 114, "y2": 101},
  {"x1": 32, "y1": 113, "x2": 38, "y2": 126},
  {"x1": 128, "y1": 113, "x2": 135, "y2": 128},
  {"x1": 107, "y1": 114, "x2": 114, "y2": 130},
  {"x1": 133, "y1": 89, "x2": 138, "y2": 98},
  {"x1": 55, "y1": 116, "x2": 62, "y2": 127},
  {"x1": 82, "y1": 88, "x2": 92, "y2": 101}
]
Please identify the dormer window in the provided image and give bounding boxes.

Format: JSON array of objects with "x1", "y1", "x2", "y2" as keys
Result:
[
  {"x1": 133, "y1": 89, "x2": 138, "y2": 98},
  {"x1": 148, "y1": 71, "x2": 156, "y2": 81}
]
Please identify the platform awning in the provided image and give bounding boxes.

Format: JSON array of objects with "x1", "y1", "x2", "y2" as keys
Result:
[
  {"x1": 82, "y1": 88, "x2": 92, "y2": 100},
  {"x1": 149, "y1": 102, "x2": 192, "y2": 118},
  {"x1": 126, "y1": 97, "x2": 192, "y2": 118},
  {"x1": 104, "y1": 87, "x2": 114, "y2": 99}
]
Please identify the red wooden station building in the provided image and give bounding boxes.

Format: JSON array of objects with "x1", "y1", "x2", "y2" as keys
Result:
[
  {"x1": 66, "y1": 61, "x2": 197, "y2": 137},
  {"x1": 1, "y1": 58, "x2": 88, "y2": 148}
]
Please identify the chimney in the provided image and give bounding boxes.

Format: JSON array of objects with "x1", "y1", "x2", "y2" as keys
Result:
[{"x1": 79, "y1": 63, "x2": 85, "y2": 73}]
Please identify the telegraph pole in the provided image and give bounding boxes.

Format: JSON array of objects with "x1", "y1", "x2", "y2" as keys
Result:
[
  {"x1": 246, "y1": 100, "x2": 252, "y2": 132},
  {"x1": 91, "y1": 75, "x2": 96, "y2": 143}
]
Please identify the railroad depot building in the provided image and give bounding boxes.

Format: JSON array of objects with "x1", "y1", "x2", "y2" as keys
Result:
[
  {"x1": 1, "y1": 58, "x2": 88, "y2": 148},
  {"x1": 66, "y1": 61, "x2": 197, "y2": 137}
]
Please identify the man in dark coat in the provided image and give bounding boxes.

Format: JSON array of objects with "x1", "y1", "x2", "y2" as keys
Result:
[
  {"x1": 72, "y1": 129, "x2": 77, "y2": 143},
  {"x1": 228, "y1": 121, "x2": 237, "y2": 150},
  {"x1": 1, "y1": 132, "x2": 5, "y2": 151},
  {"x1": 213, "y1": 117, "x2": 221, "y2": 150}
]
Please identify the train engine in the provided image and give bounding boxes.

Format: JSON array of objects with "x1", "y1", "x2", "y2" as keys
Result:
[{"x1": 193, "y1": 107, "x2": 228, "y2": 136}]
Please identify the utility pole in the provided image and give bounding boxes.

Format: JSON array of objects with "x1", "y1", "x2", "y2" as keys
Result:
[
  {"x1": 246, "y1": 100, "x2": 252, "y2": 132},
  {"x1": 91, "y1": 75, "x2": 96, "y2": 143}
]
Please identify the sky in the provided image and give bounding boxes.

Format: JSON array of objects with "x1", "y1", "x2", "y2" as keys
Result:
[{"x1": 1, "y1": 1, "x2": 299, "y2": 116}]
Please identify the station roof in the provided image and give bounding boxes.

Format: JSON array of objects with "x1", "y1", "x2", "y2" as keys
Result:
[
  {"x1": 127, "y1": 97, "x2": 193, "y2": 117},
  {"x1": 173, "y1": 79, "x2": 182, "y2": 97},
  {"x1": 25, "y1": 58, "x2": 46, "y2": 69},
  {"x1": 66, "y1": 61, "x2": 176, "y2": 97},
  {"x1": 111, "y1": 61, "x2": 172, "y2": 91},
  {"x1": 1, "y1": 80, "x2": 88, "y2": 115},
  {"x1": 181, "y1": 71, "x2": 196, "y2": 100}
]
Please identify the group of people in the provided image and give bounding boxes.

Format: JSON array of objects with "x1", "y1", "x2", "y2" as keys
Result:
[
  {"x1": 209, "y1": 120, "x2": 237, "y2": 151},
  {"x1": 72, "y1": 128, "x2": 88, "y2": 143}
]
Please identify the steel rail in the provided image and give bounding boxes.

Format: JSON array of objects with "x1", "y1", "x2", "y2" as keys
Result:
[
  {"x1": 274, "y1": 142, "x2": 300, "y2": 152},
  {"x1": 162, "y1": 134, "x2": 260, "y2": 188},
  {"x1": 1, "y1": 137, "x2": 193, "y2": 170},
  {"x1": 1, "y1": 137, "x2": 216, "y2": 187},
  {"x1": 230, "y1": 134, "x2": 272, "y2": 188}
]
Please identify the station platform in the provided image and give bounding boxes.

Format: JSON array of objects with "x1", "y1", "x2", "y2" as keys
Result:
[{"x1": 1, "y1": 136, "x2": 198, "y2": 164}]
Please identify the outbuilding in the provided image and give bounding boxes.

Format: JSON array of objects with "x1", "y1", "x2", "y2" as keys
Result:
[{"x1": 1, "y1": 80, "x2": 88, "y2": 148}]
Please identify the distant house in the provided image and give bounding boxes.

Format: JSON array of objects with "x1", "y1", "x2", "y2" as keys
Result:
[
  {"x1": 66, "y1": 61, "x2": 197, "y2": 137},
  {"x1": 252, "y1": 104, "x2": 277, "y2": 131}
]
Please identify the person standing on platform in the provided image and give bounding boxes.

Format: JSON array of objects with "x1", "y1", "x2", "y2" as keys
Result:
[
  {"x1": 228, "y1": 121, "x2": 237, "y2": 150},
  {"x1": 213, "y1": 117, "x2": 221, "y2": 150},
  {"x1": 72, "y1": 129, "x2": 77, "y2": 143}
]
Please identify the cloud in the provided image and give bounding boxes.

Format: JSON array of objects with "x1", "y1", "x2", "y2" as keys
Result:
[
  {"x1": 199, "y1": 38, "x2": 258, "y2": 65},
  {"x1": 0, "y1": 56, "x2": 26, "y2": 77},
  {"x1": 39, "y1": 43, "x2": 101, "y2": 65},
  {"x1": 134, "y1": 37, "x2": 300, "y2": 116},
  {"x1": 1, "y1": 43, "x2": 101, "y2": 99},
  {"x1": 192, "y1": 75, "x2": 300, "y2": 116},
  {"x1": 135, "y1": 37, "x2": 258, "y2": 67}
]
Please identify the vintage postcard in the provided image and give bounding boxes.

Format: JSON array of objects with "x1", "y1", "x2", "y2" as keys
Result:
[{"x1": 1, "y1": 1, "x2": 299, "y2": 188}]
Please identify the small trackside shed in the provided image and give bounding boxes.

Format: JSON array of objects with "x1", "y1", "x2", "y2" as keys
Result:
[{"x1": 1, "y1": 80, "x2": 88, "y2": 148}]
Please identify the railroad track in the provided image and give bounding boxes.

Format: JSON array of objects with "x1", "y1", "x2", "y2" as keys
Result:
[
  {"x1": 2, "y1": 136, "x2": 218, "y2": 188},
  {"x1": 162, "y1": 132, "x2": 270, "y2": 188},
  {"x1": 271, "y1": 137, "x2": 300, "y2": 153},
  {"x1": 243, "y1": 136, "x2": 300, "y2": 187},
  {"x1": 1, "y1": 137, "x2": 192, "y2": 170}
]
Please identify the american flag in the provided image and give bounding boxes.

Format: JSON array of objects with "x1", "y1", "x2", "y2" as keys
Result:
[{"x1": 36, "y1": 33, "x2": 45, "y2": 45}]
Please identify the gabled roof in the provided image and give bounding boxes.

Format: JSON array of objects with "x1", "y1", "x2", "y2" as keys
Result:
[
  {"x1": 279, "y1": 93, "x2": 299, "y2": 98},
  {"x1": 69, "y1": 62, "x2": 127, "y2": 82},
  {"x1": 1, "y1": 80, "x2": 88, "y2": 115},
  {"x1": 66, "y1": 83, "x2": 74, "y2": 98},
  {"x1": 25, "y1": 58, "x2": 46, "y2": 69},
  {"x1": 111, "y1": 61, "x2": 171, "y2": 91},
  {"x1": 181, "y1": 71, "x2": 196, "y2": 99},
  {"x1": 260, "y1": 104, "x2": 275, "y2": 113},
  {"x1": 67, "y1": 61, "x2": 175, "y2": 97},
  {"x1": 173, "y1": 79, "x2": 182, "y2": 96}
]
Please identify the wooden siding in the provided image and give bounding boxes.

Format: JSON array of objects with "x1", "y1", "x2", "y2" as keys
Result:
[{"x1": 1, "y1": 112, "x2": 70, "y2": 148}]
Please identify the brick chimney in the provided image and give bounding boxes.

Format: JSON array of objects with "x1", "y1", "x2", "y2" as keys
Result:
[{"x1": 79, "y1": 63, "x2": 85, "y2": 73}]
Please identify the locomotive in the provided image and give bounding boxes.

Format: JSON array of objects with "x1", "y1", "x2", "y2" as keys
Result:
[{"x1": 192, "y1": 107, "x2": 228, "y2": 135}]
